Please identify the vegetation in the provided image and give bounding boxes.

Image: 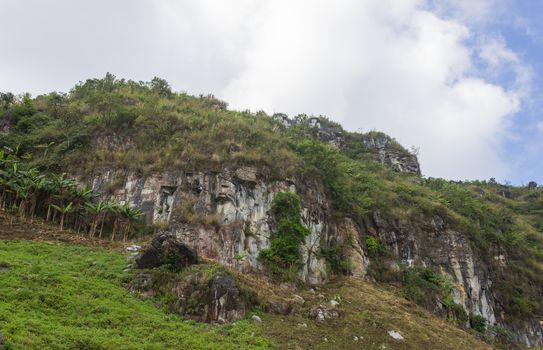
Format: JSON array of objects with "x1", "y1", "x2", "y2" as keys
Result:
[
  {"x1": 258, "y1": 192, "x2": 309, "y2": 281},
  {"x1": 0, "y1": 149, "x2": 143, "y2": 241},
  {"x1": 470, "y1": 315, "x2": 488, "y2": 333},
  {"x1": 403, "y1": 267, "x2": 468, "y2": 325},
  {"x1": 365, "y1": 236, "x2": 385, "y2": 257},
  {"x1": 0, "y1": 240, "x2": 270, "y2": 349},
  {"x1": 1, "y1": 74, "x2": 542, "y2": 326}
]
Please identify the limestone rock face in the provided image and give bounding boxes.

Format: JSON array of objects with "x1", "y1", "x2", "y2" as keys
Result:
[
  {"x1": 361, "y1": 133, "x2": 420, "y2": 174},
  {"x1": 89, "y1": 168, "x2": 330, "y2": 285},
  {"x1": 361, "y1": 212, "x2": 542, "y2": 347}
]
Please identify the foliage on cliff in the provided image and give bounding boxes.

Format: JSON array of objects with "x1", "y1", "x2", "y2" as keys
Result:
[{"x1": 259, "y1": 192, "x2": 309, "y2": 281}]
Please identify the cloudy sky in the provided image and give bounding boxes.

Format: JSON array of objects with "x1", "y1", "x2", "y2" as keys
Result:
[{"x1": 1, "y1": 0, "x2": 542, "y2": 183}]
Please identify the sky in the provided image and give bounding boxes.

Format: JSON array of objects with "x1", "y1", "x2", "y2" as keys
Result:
[{"x1": 0, "y1": 0, "x2": 542, "y2": 184}]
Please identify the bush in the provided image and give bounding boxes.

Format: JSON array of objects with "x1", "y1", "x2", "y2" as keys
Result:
[
  {"x1": 319, "y1": 237, "x2": 352, "y2": 275},
  {"x1": 365, "y1": 236, "x2": 385, "y2": 257},
  {"x1": 470, "y1": 315, "x2": 487, "y2": 333},
  {"x1": 258, "y1": 192, "x2": 309, "y2": 281}
]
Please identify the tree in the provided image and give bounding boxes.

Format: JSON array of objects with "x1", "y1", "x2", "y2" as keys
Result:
[{"x1": 51, "y1": 202, "x2": 74, "y2": 230}]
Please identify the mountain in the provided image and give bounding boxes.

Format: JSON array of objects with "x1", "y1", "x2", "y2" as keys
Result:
[{"x1": 0, "y1": 74, "x2": 541, "y2": 348}]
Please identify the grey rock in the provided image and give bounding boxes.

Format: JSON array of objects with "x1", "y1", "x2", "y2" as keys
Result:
[
  {"x1": 267, "y1": 299, "x2": 293, "y2": 315},
  {"x1": 292, "y1": 294, "x2": 305, "y2": 305},
  {"x1": 251, "y1": 315, "x2": 262, "y2": 323}
]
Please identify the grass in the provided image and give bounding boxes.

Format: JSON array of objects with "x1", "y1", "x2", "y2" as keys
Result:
[
  {"x1": 0, "y1": 213, "x2": 495, "y2": 350},
  {"x1": 0, "y1": 240, "x2": 271, "y2": 350},
  {"x1": 257, "y1": 278, "x2": 492, "y2": 350}
]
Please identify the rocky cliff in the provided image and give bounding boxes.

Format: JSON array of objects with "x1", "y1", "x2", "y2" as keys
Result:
[{"x1": 88, "y1": 166, "x2": 541, "y2": 347}]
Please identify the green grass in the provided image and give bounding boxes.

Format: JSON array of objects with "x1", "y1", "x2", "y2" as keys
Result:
[{"x1": 0, "y1": 240, "x2": 271, "y2": 350}]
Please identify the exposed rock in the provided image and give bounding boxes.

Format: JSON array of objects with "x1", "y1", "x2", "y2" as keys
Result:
[
  {"x1": 251, "y1": 315, "x2": 262, "y2": 323},
  {"x1": 130, "y1": 267, "x2": 255, "y2": 324},
  {"x1": 235, "y1": 167, "x2": 258, "y2": 183},
  {"x1": 310, "y1": 306, "x2": 339, "y2": 322},
  {"x1": 267, "y1": 298, "x2": 293, "y2": 315},
  {"x1": 308, "y1": 117, "x2": 344, "y2": 148},
  {"x1": 135, "y1": 232, "x2": 198, "y2": 271},
  {"x1": 292, "y1": 294, "x2": 305, "y2": 305},
  {"x1": 311, "y1": 307, "x2": 326, "y2": 323},
  {"x1": 87, "y1": 164, "x2": 541, "y2": 346},
  {"x1": 388, "y1": 330, "x2": 404, "y2": 341},
  {"x1": 90, "y1": 170, "x2": 328, "y2": 285},
  {"x1": 126, "y1": 245, "x2": 141, "y2": 252},
  {"x1": 203, "y1": 275, "x2": 250, "y2": 323},
  {"x1": 362, "y1": 132, "x2": 420, "y2": 174}
]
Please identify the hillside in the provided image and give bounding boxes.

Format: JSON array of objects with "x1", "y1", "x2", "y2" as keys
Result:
[
  {"x1": 0, "y1": 74, "x2": 542, "y2": 348},
  {"x1": 0, "y1": 214, "x2": 491, "y2": 350}
]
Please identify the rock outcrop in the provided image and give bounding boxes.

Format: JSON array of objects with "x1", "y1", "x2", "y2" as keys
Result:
[
  {"x1": 271, "y1": 115, "x2": 421, "y2": 174},
  {"x1": 363, "y1": 212, "x2": 542, "y2": 347},
  {"x1": 129, "y1": 267, "x2": 255, "y2": 324},
  {"x1": 90, "y1": 168, "x2": 330, "y2": 285},
  {"x1": 361, "y1": 132, "x2": 420, "y2": 174},
  {"x1": 135, "y1": 232, "x2": 198, "y2": 271}
]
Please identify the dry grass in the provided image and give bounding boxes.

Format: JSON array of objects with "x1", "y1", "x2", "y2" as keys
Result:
[{"x1": 236, "y1": 273, "x2": 493, "y2": 350}]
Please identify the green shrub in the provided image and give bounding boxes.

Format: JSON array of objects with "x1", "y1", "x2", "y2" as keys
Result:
[
  {"x1": 470, "y1": 315, "x2": 487, "y2": 333},
  {"x1": 365, "y1": 236, "x2": 385, "y2": 257},
  {"x1": 258, "y1": 192, "x2": 309, "y2": 281},
  {"x1": 319, "y1": 237, "x2": 352, "y2": 275}
]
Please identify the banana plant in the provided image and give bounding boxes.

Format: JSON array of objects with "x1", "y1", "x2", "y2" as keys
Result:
[
  {"x1": 118, "y1": 203, "x2": 143, "y2": 242},
  {"x1": 51, "y1": 201, "x2": 74, "y2": 230}
]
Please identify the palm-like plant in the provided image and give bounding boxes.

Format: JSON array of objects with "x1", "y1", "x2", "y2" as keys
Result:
[
  {"x1": 51, "y1": 202, "x2": 74, "y2": 230},
  {"x1": 118, "y1": 203, "x2": 144, "y2": 242}
]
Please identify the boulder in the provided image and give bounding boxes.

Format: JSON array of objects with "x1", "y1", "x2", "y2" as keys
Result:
[
  {"x1": 135, "y1": 232, "x2": 198, "y2": 271},
  {"x1": 204, "y1": 275, "x2": 249, "y2": 323},
  {"x1": 177, "y1": 272, "x2": 250, "y2": 323},
  {"x1": 267, "y1": 298, "x2": 293, "y2": 315}
]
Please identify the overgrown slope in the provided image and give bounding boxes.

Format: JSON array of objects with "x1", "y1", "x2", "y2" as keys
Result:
[
  {"x1": 0, "y1": 215, "x2": 493, "y2": 350},
  {"x1": 0, "y1": 74, "x2": 542, "y2": 346}
]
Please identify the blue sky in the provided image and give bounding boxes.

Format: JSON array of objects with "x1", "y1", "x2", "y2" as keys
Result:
[
  {"x1": 496, "y1": 1, "x2": 543, "y2": 184},
  {"x1": 0, "y1": 0, "x2": 541, "y2": 184}
]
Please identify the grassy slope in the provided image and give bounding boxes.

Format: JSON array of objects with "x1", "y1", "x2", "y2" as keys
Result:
[
  {"x1": 238, "y1": 274, "x2": 493, "y2": 350},
  {"x1": 0, "y1": 239, "x2": 270, "y2": 350},
  {"x1": 0, "y1": 215, "x2": 494, "y2": 350}
]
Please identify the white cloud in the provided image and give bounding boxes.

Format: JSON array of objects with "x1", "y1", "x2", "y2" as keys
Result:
[{"x1": 0, "y1": 0, "x2": 530, "y2": 180}]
